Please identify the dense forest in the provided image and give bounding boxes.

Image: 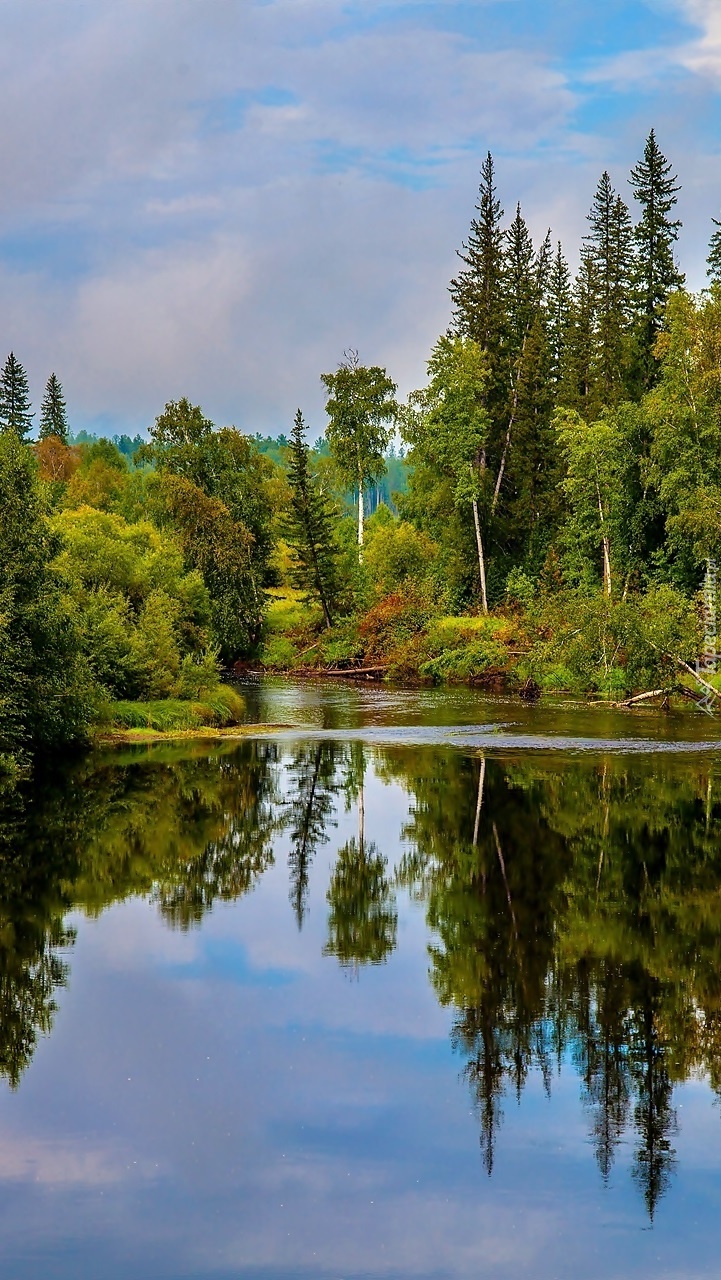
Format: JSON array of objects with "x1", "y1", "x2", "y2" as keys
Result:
[{"x1": 3, "y1": 127, "x2": 721, "y2": 763}]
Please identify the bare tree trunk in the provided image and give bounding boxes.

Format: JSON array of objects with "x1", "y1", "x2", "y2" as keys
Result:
[{"x1": 472, "y1": 499, "x2": 489, "y2": 615}]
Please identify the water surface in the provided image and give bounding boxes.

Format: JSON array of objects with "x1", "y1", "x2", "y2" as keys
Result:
[{"x1": 1, "y1": 680, "x2": 721, "y2": 1277}]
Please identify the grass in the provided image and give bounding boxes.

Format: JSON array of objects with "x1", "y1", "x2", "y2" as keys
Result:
[
  {"x1": 100, "y1": 685, "x2": 246, "y2": 734},
  {"x1": 96, "y1": 723, "x2": 284, "y2": 746}
]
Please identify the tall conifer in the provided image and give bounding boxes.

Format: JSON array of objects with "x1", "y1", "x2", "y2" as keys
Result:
[
  {"x1": 561, "y1": 252, "x2": 601, "y2": 416},
  {"x1": 287, "y1": 409, "x2": 338, "y2": 628},
  {"x1": 629, "y1": 130, "x2": 684, "y2": 388},
  {"x1": 707, "y1": 216, "x2": 721, "y2": 284},
  {"x1": 503, "y1": 204, "x2": 537, "y2": 358},
  {"x1": 39, "y1": 373, "x2": 69, "y2": 443},
  {"x1": 0, "y1": 353, "x2": 33, "y2": 440},
  {"x1": 450, "y1": 151, "x2": 506, "y2": 357},
  {"x1": 584, "y1": 173, "x2": 634, "y2": 402},
  {"x1": 546, "y1": 242, "x2": 572, "y2": 391}
]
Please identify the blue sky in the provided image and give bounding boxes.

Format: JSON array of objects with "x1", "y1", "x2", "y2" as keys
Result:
[{"x1": 0, "y1": 0, "x2": 720, "y2": 434}]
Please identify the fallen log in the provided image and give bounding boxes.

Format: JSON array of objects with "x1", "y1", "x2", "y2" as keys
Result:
[{"x1": 614, "y1": 687, "x2": 670, "y2": 708}]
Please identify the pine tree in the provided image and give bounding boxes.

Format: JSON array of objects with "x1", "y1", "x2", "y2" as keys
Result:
[
  {"x1": 707, "y1": 216, "x2": 721, "y2": 284},
  {"x1": 287, "y1": 409, "x2": 338, "y2": 627},
  {"x1": 450, "y1": 151, "x2": 506, "y2": 357},
  {"x1": 0, "y1": 353, "x2": 33, "y2": 440},
  {"x1": 39, "y1": 373, "x2": 69, "y2": 443},
  {"x1": 584, "y1": 173, "x2": 634, "y2": 402},
  {"x1": 546, "y1": 241, "x2": 572, "y2": 391},
  {"x1": 629, "y1": 130, "x2": 684, "y2": 388}
]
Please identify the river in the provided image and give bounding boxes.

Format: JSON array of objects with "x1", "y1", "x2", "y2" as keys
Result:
[{"x1": 1, "y1": 677, "x2": 721, "y2": 1278}]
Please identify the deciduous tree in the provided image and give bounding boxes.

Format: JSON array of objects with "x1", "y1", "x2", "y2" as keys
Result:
[{"x1": 321, "y1": 354, "x2": 397, "y2": 554}]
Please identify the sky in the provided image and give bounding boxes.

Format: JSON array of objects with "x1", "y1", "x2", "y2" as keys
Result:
[{"x1": 1, "y1": 0, "x2": 721, "y2": 438}]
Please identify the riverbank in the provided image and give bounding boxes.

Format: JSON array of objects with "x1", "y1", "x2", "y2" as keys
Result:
[{"x1": 255, "y1": 586, "x2": 714, "y2": 708}]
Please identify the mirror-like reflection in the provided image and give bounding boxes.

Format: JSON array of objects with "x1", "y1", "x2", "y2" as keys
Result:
[{"x1": 2, "y1": 714, "x2": 721, "y2": 1273}]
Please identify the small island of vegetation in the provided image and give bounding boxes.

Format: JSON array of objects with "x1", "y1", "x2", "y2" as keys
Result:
[{"x1": 3, "y1": 128, "x2": 721, "y2": 771}]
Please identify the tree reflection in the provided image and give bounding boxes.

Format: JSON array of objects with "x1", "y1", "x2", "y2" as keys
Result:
[
  {"x1": 0, "y1": 741, "x2": 282, "y2": 1084},
  {"x1": 1, "y1": 735, "x2": 721, "y2": 1219},
  {"x1": 325, "y1": 743, "x2": 397, "y2": 968},
  {"x1": 383, "y1": 746, "x2": 721, "y2": 1213},
  {"x1": 284, "y1": 744, "x2": 339, "y2": 928}
]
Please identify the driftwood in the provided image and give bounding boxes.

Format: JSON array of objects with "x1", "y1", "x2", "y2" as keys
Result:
[
  {"x1": 323, "y1": 665, "x2": 389, "y2": 678},
  {"x1": 614, "y1": 687, "x2": 670, "y2": 708}
]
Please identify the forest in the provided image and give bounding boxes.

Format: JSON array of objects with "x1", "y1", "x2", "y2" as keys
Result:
[{"x1": 3, "y1": 126, "x2": 721, "y2": 765}]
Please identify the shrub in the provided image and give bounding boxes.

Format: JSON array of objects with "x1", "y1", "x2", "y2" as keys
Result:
[{"x1": 259, "y1": 636, "x2": 298, "y2": 669}]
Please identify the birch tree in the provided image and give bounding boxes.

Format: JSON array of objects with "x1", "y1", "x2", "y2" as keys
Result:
[
  {"x1": 321, "y1": 353, "x2": 397, "y2": 556},
  {"x1": 401, "y1": 334, "x2": 492, "y2": 611}
]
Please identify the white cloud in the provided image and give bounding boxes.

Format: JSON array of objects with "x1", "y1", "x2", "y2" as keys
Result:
[{"x1": 0, "y1": 0, "x2": 719, "y2": 429}]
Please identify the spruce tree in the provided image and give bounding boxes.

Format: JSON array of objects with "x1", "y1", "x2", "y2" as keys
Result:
[
  {"x1": 546, "y1": 241, "x2": 572, "y2": 391},
  {"x1": 584, "y1": 173, "x2": 634, "y2": 402},
  {"x1": 503, "y1": 204, "x2": 537, "y2": 357},
  {"x1": 450, "y1": 151, "x2": 506, "y2": 357},
  {"x1": 39, "y1": 373, "x2": 69, "y2": 443},
  {"x1": 561, "y1": 251, "x2": 601, "y2": 417},
  {"x1": 707, "y1": 217, "x2": 721, "y2": 284},
  {"x1": 0, "y1": 353, "x2": 33, "y2": 440},
  {"x1": 629, "y1": 129, "x2": 684, "y2": 388},
  {"x1": 287, "y1": 409, "x2": 338, "y2": 628}
]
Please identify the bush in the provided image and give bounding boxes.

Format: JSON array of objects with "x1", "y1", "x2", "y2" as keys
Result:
[
  {"x1": 259, "y1": 636, "x2": 299, "y2": 669},
  {"x1": 505, "y1": 567, "x2": 535, "y2": 610},
  {"x1": 420, "y1": 637, "x2": 507, "y2": 681},
  {"x1": 52, "y1": 506, "x2": 214, "y2": 702},
  {"x1": 364, "y1": 512, "x2": 442, "y2": 599}
]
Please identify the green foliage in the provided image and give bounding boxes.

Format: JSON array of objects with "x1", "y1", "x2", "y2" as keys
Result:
[
  {"x1": 648, "y1": 288, "x2": 721, "y2": 564},
  {"x1": 147, "y1": 399, "x2": 273, "y2": 657},
  {"x1": 0, "y1": 434, "x2": 91, "y2": 757},
  {"x1": 420, "y1": 637, "x2": 507, "y2": 681},
  {"x1": 708, "y1": 216, "x2": 721, "y2": 284},
  {"x1": 525, "y1": 586, "x2": 698, "y2": 696},
  {"x1": 321, "y1": 354, "x2": 398, "y2": 546},
  {"x1": 259, "y1": 635, "x2": 299, "y2": 670},
  {"x1": 363, "y1": 508, "x2": 445, "y2": 603},
  {"x1": 52, "y1": 506, "x2": 213, "y2": 700},
  {"x1": 505, "y1": 566, "x2": 535, "y2": 609}
]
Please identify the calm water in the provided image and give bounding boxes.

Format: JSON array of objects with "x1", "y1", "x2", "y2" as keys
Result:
[{"x1": 2, "y1": 679, "x2": 721, "y2": 1278}]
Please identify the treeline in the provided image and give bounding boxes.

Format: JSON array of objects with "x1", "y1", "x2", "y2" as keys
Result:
[
  {"x1": 271, "y1": 130, "x2": 721, "y2": 694},
  {"x1": 3, "y1": 126, "x2": 721, "y2": 759},
  {"x1": 0, "y1": 388, "x2": 277, "y2": 765}
]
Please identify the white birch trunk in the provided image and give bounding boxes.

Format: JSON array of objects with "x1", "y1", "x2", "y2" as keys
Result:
[
  {"x1": 472, "y1": 498, "x2": 489, "y2": 615},
  {"x1": 595, "y1": 477, "x2": 612, "y2": 597}
]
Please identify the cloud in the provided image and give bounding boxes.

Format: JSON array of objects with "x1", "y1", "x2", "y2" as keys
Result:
[{"x1": 0, "y1": 1, "x2": 719, "y2": 431}]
